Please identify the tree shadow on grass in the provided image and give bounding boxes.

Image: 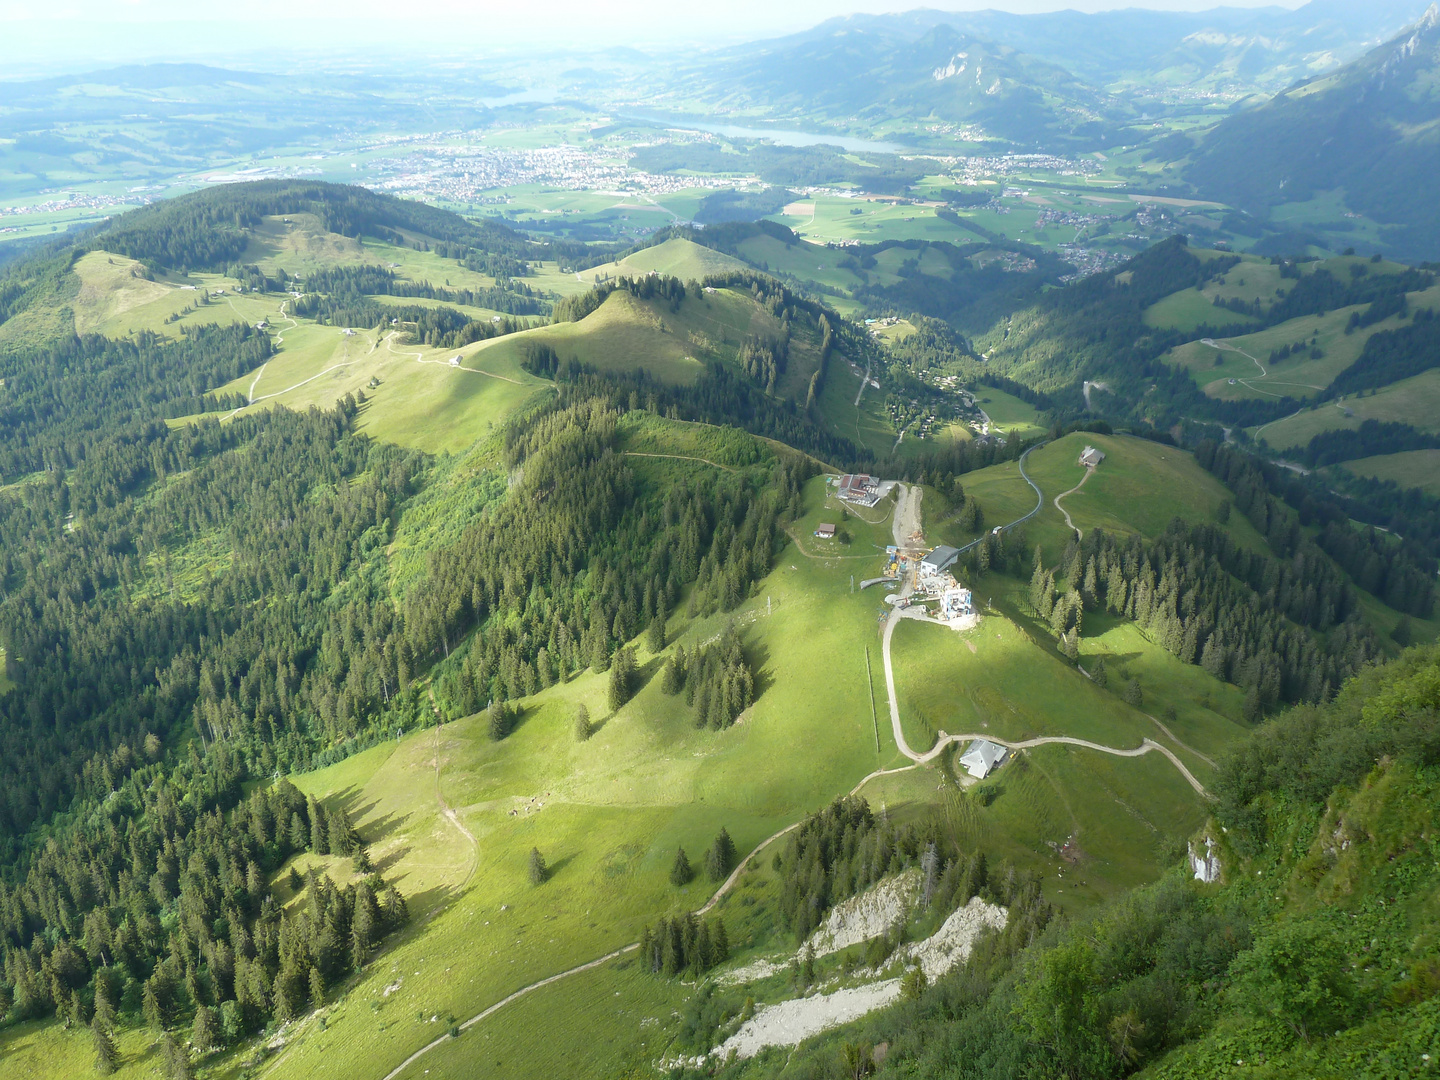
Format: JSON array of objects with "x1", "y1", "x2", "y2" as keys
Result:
[
  {"x1": 373, "y1": 844, "x2": 413, "y2": 876},
  {"x1": 544, "y1": 852, "x2": 577, "y2": 881},
  {"x1": 747, "y1": 636, "x2": 775, "y2": 702}
]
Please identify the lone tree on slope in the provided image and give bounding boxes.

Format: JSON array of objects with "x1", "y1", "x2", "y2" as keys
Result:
[{"x1": 670, "y1": 846, "x2": 693, "y2": 886}]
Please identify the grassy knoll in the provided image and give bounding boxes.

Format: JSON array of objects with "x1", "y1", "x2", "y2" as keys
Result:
[
  {"x1": 1254, "y1": 367, "x2": 1440, "y2": 450},
  {"x1": 583, "y1": 237, "x2": 750, "y2": 282},
  {"x1": 889, "y1": 616, "x2": 1211, "y2": 902},
  {"x1": 974, "y1": 386, "x2": 1047, "y2": 439},
  {"x1": 1339, "y1": 448, "x2": 1440, "y2": 497},
  {"x1": 204, "y1": 325, "x2": 551, "y2": 455}
]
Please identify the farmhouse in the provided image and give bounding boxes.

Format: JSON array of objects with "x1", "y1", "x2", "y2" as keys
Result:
[
  {"x1": 449, "y1": 355, "x2": 462, "y2": 367},
  {"x1": 815, "y1": 523, "x2": 836, "y2": 538},
  {"x1": 1079, "y1": 446, "x2": 1106, "y2": 468},
  {"x1": 921, "y1": 546, "x2": 960, "y2": 575},
  {"x1": 959, "y1": 738, "x2": 1008, "y2": 780}
]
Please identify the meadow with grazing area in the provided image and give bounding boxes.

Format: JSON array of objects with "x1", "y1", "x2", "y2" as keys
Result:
[{"x1": 1253, "y1": 367, "x2": 1440, "y2": 450}]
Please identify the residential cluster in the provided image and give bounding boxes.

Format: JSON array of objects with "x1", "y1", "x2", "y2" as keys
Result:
[{"x1": 367, "y1": 144, "x2": 744, "y2": 203}]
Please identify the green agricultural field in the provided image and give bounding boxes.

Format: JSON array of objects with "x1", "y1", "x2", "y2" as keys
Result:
[
  {"x1": 1339, "y1": 449, "x2": 1440, "y2": 497},
  {"x1": 1253, "y1": 367, "x2": 1440, "y2": 450},
  {"x1": 772, "y1": 196, "x2": 974, "y2": 246},
  {"x1": 974, "y1": 387, "x2": 1047, "y2": 439}
]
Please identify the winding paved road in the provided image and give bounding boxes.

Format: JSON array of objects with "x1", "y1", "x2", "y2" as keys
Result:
[{"x1": 878, "y1": 443, "x2": 1209, "y2": 798}]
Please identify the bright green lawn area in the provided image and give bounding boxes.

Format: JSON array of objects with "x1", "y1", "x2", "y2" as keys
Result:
[
  {"x1": 0, "y1": 1017, "x2": 174, "y2": 1080},
  {"x1": 1143, "y1": 288, "x2": 1258, "y2": 333},
  {"x1": 1338, "y1": 449, "x2": 1440, "y2": 497},
  {"x1": 1253, "y1": 368, "x2": 1440, "y2": 450},
  {"x1": 974, "y1": 386, "x2": 1047, "y2": 439}
]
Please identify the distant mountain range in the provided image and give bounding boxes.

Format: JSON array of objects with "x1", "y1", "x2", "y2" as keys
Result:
[
  {"x1": 650, "y1": 1, "x2": 1432, "y2": 148},
  {"x1": 1184, "y1": 4, "x2": 1440, "y2": 261},
  {"x1": 662, "y1": 21, "x2": 1124, "y2": 149}
]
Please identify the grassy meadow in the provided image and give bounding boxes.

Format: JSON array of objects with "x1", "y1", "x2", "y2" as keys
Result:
[
  {"x1": 1253, "y1": 367, "x2": 1440, "y2": 450},
  {"x1": 1339, "y1": 449, "x2": 1440, "y2": 497}
]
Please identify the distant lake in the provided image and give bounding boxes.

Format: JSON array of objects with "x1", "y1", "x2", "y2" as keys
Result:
[{"x1": 622, "y1": 115, "x2": 907, "y2": 154}]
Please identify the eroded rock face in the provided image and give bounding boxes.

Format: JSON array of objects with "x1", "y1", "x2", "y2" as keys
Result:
[{"x1": 1189, "y1": 836, "x2": 1222, "y2": 883}]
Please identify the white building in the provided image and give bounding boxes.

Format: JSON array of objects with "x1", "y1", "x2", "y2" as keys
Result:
[
  {"x1": 959, "y1": 738, "x2": 1008, "y2": 779},
  {"x1": 449, "y1": 355, "x2": 462, "y2": 367},
  {"x1": 940, "y1": 587, "x2": 974, "y2": 620}
]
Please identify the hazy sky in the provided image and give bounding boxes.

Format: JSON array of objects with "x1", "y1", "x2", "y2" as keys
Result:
[{"x1": 1, "y1": 0, "x2": 1312, "y2": 69}]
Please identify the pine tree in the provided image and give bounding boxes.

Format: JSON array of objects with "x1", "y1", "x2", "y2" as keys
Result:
[
  {"x1": 712, "y1": 918, "x2": 729, "y2": 964},
  {"x1": 661, "y1": 646, "x2": 686, "y2": 694},
  {"x1": 91, "y1": 1016, "x2": 119, "y2": 1075},
  {"x1": 647, "y1": 613, "x2": 666, "y2": 653},
  {"x1": 92, "y1": 976, "x2": 115, "y2": 1029},
  {"x1": 669, "y1": 846, "x2": 693, "y2": 886},
  {"x1": 309, "y1": 795, "x2": 328, "y2": 854},
  {"x1": 572, "y1": 703, "x2": 591, "y2": 742},
  {"x1": 487, "y1": 699, "x2": 514, "y2": 741},
  {"x1": 288, "y1": 811, "x2": 307, "y2": 851},
  {"x1": 528, "y1": 847, "x2": 548, "y2": 886},
  {"x1": 1392, "y1": 615, "x2": 1413, "y2": 646},
  {"x1": 161, "y1": 1033, "x2": 194, "y2": 1080},
  {"x1": 705, "y1": 827, "x2": 737, "y2": 882},
  {"x1": 308, "y1": 965, "x2": 326, "y2": 1007},
  {"x1": 608, "y1": 646, "x2": 636, "y2": 712},
  {"x1": 191, "y1": 1004, "x2": 219, "y2": 1052}
]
